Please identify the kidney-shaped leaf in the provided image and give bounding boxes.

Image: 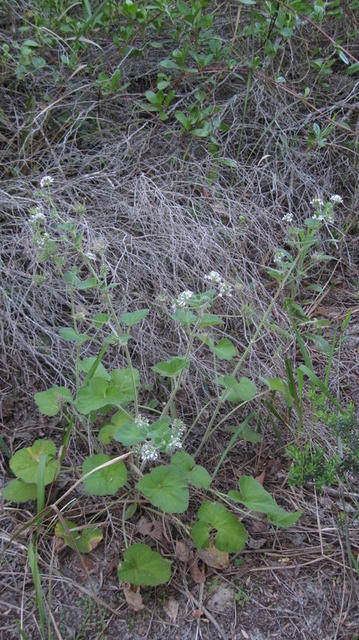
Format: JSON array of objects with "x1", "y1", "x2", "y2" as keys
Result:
[
  {"x1": 191, "y1": 502, "x2": 247, "y2": 553},
  {"x1": 228, "y1": 476, "x2": 302, "y2": 528},
  {"x1": 74, "y1": 377, "x2": 108, "y2": 414},
  {"x1": 34, "y1": 386, "x2": 72, "y2": 416},
  {"x1": 137, "y1": 465, "x2": 189, "y2": 513},
  {"x1": 219, "y1": 375, "x2": 257, "y2": 403},
  {"x1": 10, "y1": 439, "x2": 58, "y2": 486},
  {"x1": 119, "y1": 308, "x2": 149, "y2": 326},
  {"x1": 212, "y1": 338, "x2": 237, "y2": 361},
  {"x1": 169, "y1": 451, "x2": 211, "y2": 489},
  {"x1": 55, "y1": 519, "x2": 103, "y2": 553},
  {"x1": 118, "y1": 543, "x2": 171, "y2": 586},
  {"x1": 152, "y1": 357, "x2": 188, "y2": 378},
  {"x1": 2, "y1": 479, "x2": 37, "y2": 503},
  {"x1": 82, "y1": 454, "x2": 127, "y2": 496}
]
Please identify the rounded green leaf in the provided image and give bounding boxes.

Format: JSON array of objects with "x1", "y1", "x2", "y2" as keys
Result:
[
  {"x1": 191, "y1": 501, "x2": 247, "y2": 553},
  {"x1": 74, "y1": 377, "x2": 108, "y2": 414},
  {"x1": 228, "y1": 476, "x2": 302, "y2": 528},
  {"x1": 2, "y1": 479, "x2": 37, "y2": 503},
  {"x1": 34, "y1": 386, "x2": 72, "y2": 416},
  {"x1": 10, "y1": 439, "x2": 58, "y2": 486},
  {"x1": 187, "y1": 465, "x2": 211, "y2": 489},
  {"x1": 152, "y1": 357, "x2": 188, "y2": 378},
  {"x1": 82, "y1": 454, "x2": 127, "y2": 496},
  {"x1": 212, "y1": 338, "x2": 237, "y2": 361},
  {"x1": 118, "y1": 543, "x2": 171, "y2": 586},
  {"x1": 79, "y1": 358, "x2": 110, "y2": 380},
  {"x1": 119, "y1": 308, "x2": 149, "y2": 326},
  {"x1": 137, "y1": 465, "x2": 189, "y2": 513},
  {"x1": 219, "y1": 375, "x2": 257, "y2": 403},
  {"x1": 55, "y1": 519, "x2": 103, "y2": 553},
  {"x1": 59, "y1": 327, "x2": 89, "y2": 344},
  {"x1": 198, "y1": 313, "x2": 223, "y2": 328}
]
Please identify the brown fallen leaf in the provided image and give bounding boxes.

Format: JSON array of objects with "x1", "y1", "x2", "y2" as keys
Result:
[
  {"x1": 255, "y1": 470, "x2": 265, "y2": 485},
  {"x1": 207, "y1": 583, "x2": 235, "y2": 610},
  {"x1": 136, "y1": 516, "x2": 163, "y2": 542},
  {"x1": 123, "y1": 585, "x2": 144, "y2": 612},
  {"x1": 197, "y1": 543, "x2": 229, "y2": 569},
  {"x1": 192, "y1": 608, "x2": 204, "y2": 619},
  {"x1": 190, "y1": 554, "x2": 206, "y2": 584},
  {"x1": 175, "y1": 540, "x2": 191, "y2": 563},
  {"x1": 247, "y1": 536, "x2": 266, "y2": 550},
  {"x1": 163, "y1": 596, "x2": 179, "y2": 622}
]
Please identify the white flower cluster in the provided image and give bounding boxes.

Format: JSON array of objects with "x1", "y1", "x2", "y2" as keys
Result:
[
  {"x1": 137, "y1": 417, "x2": 187, "y2": 463},
  {"x1": 204, "y1": 271, "x2": 232, "y2": 297},
  {"x1": 330, "y1": 194, "x2": 343, "y2": 204},
  {"x1": 282, "y1": 212, "x2": 293, "y2": 223},
  {"x1": 310, "y1": 197, "x2": 324, "y2": 208},
  {"x1": 176, "y1": 290, "x2": 194, "y2": 307},
  {"x1": 273, "y1": 249, "x2": 289, "y2": 265},
  {"x1": 40, "y1": 175, "x2": 54, "y2": 188},
  {"x1": 135, "y1": 414, "x2": 150, "y2": 431},
  {"x1": 139, "y1": 442, "x2": 159, "y2": 463},
  {"x1": 85, "y1": 251, "x2": 97, "y2": 261},
  {"x1": 29, "y1": 206, "x2": 46, "y2": 223}
]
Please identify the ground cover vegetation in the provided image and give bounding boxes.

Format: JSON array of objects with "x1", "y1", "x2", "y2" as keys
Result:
[{"x1": 0, "y1": 0, "x2": 359, "y2": 638}]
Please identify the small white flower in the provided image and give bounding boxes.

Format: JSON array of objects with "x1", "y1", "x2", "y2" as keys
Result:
[
  {"x1": 205, "y1": 270, "x2": 222, "y2": 283},
  {"x1": 85, "y1": 252, "x2": 97, "y2": 261},
  {"x1": 140, "y1": 442, "x2": 159, "y2": 463},
  {"x1": 173, "y1": 290, "x2": 194, "y2": 310},
  {"x1": 205, "y1": 271, "x2": 232, "y2": 297},
  {"x1": 312, "y1": 213, "x2": 324, "y2": 221},
  {"x1": 330, "y1": 194, "x2": 343, "y2": 205},
  {"x1": 30, "y1": 207, "x2": 46, "y2": 222},
  {"x1": 40, "y1": 175, "x2": 54, "y2": 188},
  {"x1": 310, "y1": 197, "x2": 324, "y2": 208},
  {"x1": 282, "y1": 212, "x2": 293, "y2": 223},
  {"x1": 166, "y1": 433, "x2": 183, "y2": 453},
  {"x1": 135, "y1": 415, "x2": 150, "y2": 431}
]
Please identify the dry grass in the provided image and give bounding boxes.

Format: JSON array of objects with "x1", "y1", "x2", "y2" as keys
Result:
[{"x1": 1, "y1": 2, "x2": 359, "y2": 638}]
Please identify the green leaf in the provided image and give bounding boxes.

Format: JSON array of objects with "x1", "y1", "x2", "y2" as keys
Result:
[
  {"x1": 152, "y1": 357, "x2": 188, "y2": 378},
  {"x1": 106, "y1": 368, "x2": 139, "y2": 405},
  {"x1": 212, "y1": 338, "x2": 237, "y2": 361},
  {"x1": 172, "y1": 308, "x2": 197, "y2": 326},
  {"x1": 228, "y1": 476, "x2": 302, "y2": 528},
  {"x1": 137, "y1": 465, "x2": 189, "y2": 513},
  {"x1": 219, "y1": 376, "x2": 257, "y2": 402},
  {"x1": 170, "y1": 450, "x2": 195, "y2": 472},
  {"x1": 118, "y1": 543, "x2": 171, "y2": 586},
  {"x1": 191, "y1": 502, "x2": 247, "y2": 552},
  {"x1": 82, "y1": 454, "x2": 127, "y2": 496},
  {"x1": 187, "y1": 465, "x2": 211, "y2": 489},
  {"x1": 2, "y1": 479, "x2": 37, "y2": 503},
  {"x1": 74, "y1": 377, "x2": 108, "y2": 414},
  {"x1": 76, "y1": 277, "x2": 98, "y2": 290},
  {"x1": 347, "y1": 62, "x2": 359, "y2": 75},
  {"x1": 75, "y1": 368, "x2": 139, "y2": 414},
  {"x1": 10, "y1": 440, "x2": 58, "y2": 486},
  {"x1": 59, "y1": 327, "x2": 89, "y2": 344},
  {"x1": 229, "y1": 422, "x2": 263, "y2": 444},
  {"x1": 93, "y1": 312, "x2": 110, "y2": 328},
  {"x1": 79, "y1": 358, "x2": 110, "y2": 380},
  {"x1": 198, "y1": 313, "x2": 223, "y2": 328},
  {"x1": 169, "y1": 451, "x2": 211, "y2": 489},
  {"x1": 34, "y1": 386, "x2": 72, "y2": 416},
  {"x1": 98, "y1": 408, "x2": 131, "y2": 444},
  {"x1": 113, "y1": 421, "x2": 145, "y2": 446},
  {"x1": 55, "y1": 520, "x2": 103, "y2": 553},
  {"x1": 265, "y1": 377, "x2": 293, "y2": 408},
  {"x1": 119, "y1": 308, "x2": 149, "y2": 326}
]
